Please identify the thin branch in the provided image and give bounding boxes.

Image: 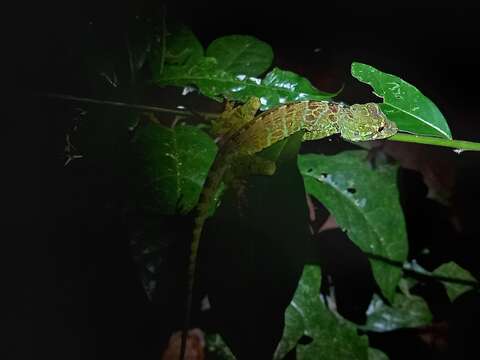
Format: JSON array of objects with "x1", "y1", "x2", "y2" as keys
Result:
[
  {"x1": 366, "y1": 252, "x2": 480, "y2": 288},
  {"x1": 388, "y1": 133, "x2": 480, "y2": 152},
  {"x1": 125, "y1": 32, "x2": 136, "y2": 85},
  {"x1": 159, "y1": 3, "x2": 167, "y2": 76},
  {"x1": 38, "y1": 93, "x2": 480, "y2": 153},
  {"x1": 38, "y1": 93, "x2": 219, "y2": 119}
]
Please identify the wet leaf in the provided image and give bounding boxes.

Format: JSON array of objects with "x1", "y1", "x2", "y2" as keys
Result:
[
  {"x1": 351, "y1": 62, "x2": 452, "y2": 139},
  {"x1": 361, "y1": 293, "x2": 432, "y2": 332},
  {"x1": 206, "y1": 35, "x2": 273, "y2": 77},
  {"x1": 156, "y1": 58, "x2": 338, "y2": 109},
  {"x1": 298, "y1": 151, "x2": 408, "y2": 302},
  {"x1": 275, "y1": 265, "x2": 369, "y2": 360},
  {"x1": 131, "y1": 122, "x2": 216, "y2": 214},
  {"x1": 432, "y1": 261, "x2": 478, "y2": 302}
]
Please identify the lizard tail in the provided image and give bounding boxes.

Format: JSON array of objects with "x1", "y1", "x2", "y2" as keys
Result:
[{"x1": 180, "y1": 152, "x2": 228, "y2": 360}]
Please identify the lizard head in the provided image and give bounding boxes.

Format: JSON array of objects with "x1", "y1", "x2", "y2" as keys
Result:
[{"x1": 339, "y1": 103, "x2": 397, "y2": 141}]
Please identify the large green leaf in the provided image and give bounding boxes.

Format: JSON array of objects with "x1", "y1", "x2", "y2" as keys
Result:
[
  {"x1": 361, "y1": 293, "x2": 432, "y2": 332},
  {"x1": 275, "y1": 265, "x2": 369, "y2": 360},
  {"x1": 351, "y1": 62, "x2": 452, "y2": 139},
  {"x1": 206, "y1": 35, "x2": 273, "y2": 77},
  {"x1": 155, "y1": 57, "x2": 338, "y2": 109},
  {"x1": 298, "y1": 151, "x2": 408, "y2": 302},
  {"x1": 432, "y1": 261, "x2": 478, "y2": 302},
  {"x1": 131, "y1": 122, "x2": 216, "y2": 214}
]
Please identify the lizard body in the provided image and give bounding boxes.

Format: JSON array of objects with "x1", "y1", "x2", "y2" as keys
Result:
[{"x1": 179, "y1": 98, "x2": 397, "y2": 359}]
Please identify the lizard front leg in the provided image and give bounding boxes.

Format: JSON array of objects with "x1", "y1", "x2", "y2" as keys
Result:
[{"x1": 211, "y1": 97, "x2": 262, "y2": 139}]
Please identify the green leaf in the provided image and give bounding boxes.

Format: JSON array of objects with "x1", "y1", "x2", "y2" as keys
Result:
[
  {"x1": 275, "y1": 265, "x2": 369, "y2": 360},
  {"x1": 131, "y1": 122, "x2": 216, "y2": 214},
  {"x1": 432, "y1": 261, "x2": 478, "y2": 302},
  {"x1": 206, "y1": 334, "x2": 237, "y2": 360},
  {"x1": 149, "y1": 23, "x2": 204, "y2": 76},
  {"x1": 206, "y1": 35, "x2": 274, "y2": 77},
  {"x1": 361, "y1": 293, "x2": 432, "y2": 332},
  {"x1": 368, "y1": 348, "x2": 389, "y2": 360},
  {"x1": 351, "y1": 62, "x2": 452, "y2": 139},
  {"x1": 298, "y1": 151, "x2": 408, "y2": 302},
  {"x1": 156, "y1": 58, "x2": 338, "y2": 109}
]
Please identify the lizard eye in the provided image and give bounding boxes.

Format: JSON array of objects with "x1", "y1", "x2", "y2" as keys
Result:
[{"x1": 378, "y1": 126, "x2": 385, "y2": 132}]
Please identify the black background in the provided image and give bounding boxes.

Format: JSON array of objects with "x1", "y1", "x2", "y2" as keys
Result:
[{"x1": 8, "y1": 2, "x2": 480, "y2": 359}]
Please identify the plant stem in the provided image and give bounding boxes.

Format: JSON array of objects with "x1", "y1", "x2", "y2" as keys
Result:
[
  {"x1": 159, "y1": 3, "x2": 167, "y2": 76},
  {"x1": 38, "y1": 93, "x2": 219, "y2": 119},
  {"x1": 37, "y1": 93, "x2": 480, "y2": 152},
  {"x1": 388, "y1": 133, "x2": 480, "y2": 152}
]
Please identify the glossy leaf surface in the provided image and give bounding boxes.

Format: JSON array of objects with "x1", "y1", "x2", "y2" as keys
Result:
[
  {"x1": 275, "y1": 265, "x2": 369, "y2": 360},
  {"x1": 131, "y1": 122, "x2": 216, "y2": 214},
  {"x1": 362, "y1": 293, "x2": 432, "y2": 332},
  {"x1": 433, "y1": 261, "x2": 478, "y2": 302},
  {"x1": 298, "y1": 151, "x2": 408, "y2": 302},
  {"x1": 206, "y1": 35, "x2": 273, "y2": 77},
  {"x1": 351, "y1": 62, "x2": 452, "y2": 139},
  {"x1": 156, "y1": 59, "x2": 338, "y2": 109}
]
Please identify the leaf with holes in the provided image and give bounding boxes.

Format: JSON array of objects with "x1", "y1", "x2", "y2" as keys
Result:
[
  {"x1": 433, "y1": 261, "x2": 478, "y2": 302},
  {"x1": 206, "y1": 35, "x2": 274, "y2": 77},
  {"x1": 275, "y1": 265, "x2": 369, "y2": 360},
  {"x1": 351, "y1": 62, "x2": 452, "y2": 139},
  {"x1": 298, "y1": 151, "x2": 408, "y2": 302},
  {"x1": 130, "y1": 122, "x2": 216, "y2": 214}
]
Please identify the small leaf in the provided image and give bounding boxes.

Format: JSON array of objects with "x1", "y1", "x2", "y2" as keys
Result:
[
  {"x1": 368, "y1": 347, "x2": 389, "y2": 360},
  {"x1": 351, "y1": 62, "x2": 452, "y2": 139},
  {"x1": 206, "y1": 35, "x2": 274, "y2": 77},
  {"x1": 361, "y1": 293, "x2": 432, "y2": 332},
  {"x1": 298, "y1": 151, "x2": 408, "y2": 302},
  {"x1": 275, "y1": 265, "x2": 369, "y2": 360},
  {"x1": 206, "y1": 334, "x2": 237, "y2": 359},
  {"x1": 157, "y1": 58, "x2": 338, "y2": 109},
  {"x1": 131, "y1": 122, "x2": 216, "y2": 214},
  {"x1": 432, "y1": 261, "x2": 478, "y2": 302}
]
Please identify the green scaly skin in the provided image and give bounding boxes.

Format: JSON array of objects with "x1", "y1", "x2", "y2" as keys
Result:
[{"x1": 179, "y1": 98, "x2": 397, "y2": 360}]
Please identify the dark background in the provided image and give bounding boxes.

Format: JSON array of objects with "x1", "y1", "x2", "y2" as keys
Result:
[{"x1": 8, "y1": 2, "x2": 480, "y2": 359}]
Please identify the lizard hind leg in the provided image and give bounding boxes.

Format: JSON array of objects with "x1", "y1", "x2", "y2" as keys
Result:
[
  {"x1": 224, "y1": 154, "x2": 277, "y2": 211},
  {"x1": 211, "y1": 97, "x2": 262, "y2": 139},
  {"x1": 227, "y1": 154, "x2": 277, "y2": 182}
]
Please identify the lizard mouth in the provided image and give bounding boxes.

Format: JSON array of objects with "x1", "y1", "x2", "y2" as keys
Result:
[{"x1": 374, "y1": 120, "x2": 398, "y2": 139}]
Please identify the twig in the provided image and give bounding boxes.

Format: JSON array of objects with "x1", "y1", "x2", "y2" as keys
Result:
[
  {"x1": 159, "y1": 3, "x2": 167, "y2": 76},
  {"x1": 366, "y1": 252, "x2": 480, "y2": 288},
  {"x1": 388, "y1": 133, "x2": 480, "y2": 152},
  {"x1": 38, "y1": 93, "x2": 219, "y2": 119}
]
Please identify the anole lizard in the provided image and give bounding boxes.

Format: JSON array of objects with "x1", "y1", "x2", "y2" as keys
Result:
[{"x1": 179, "y1": 97, "x2": 397, "y2": 359}]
